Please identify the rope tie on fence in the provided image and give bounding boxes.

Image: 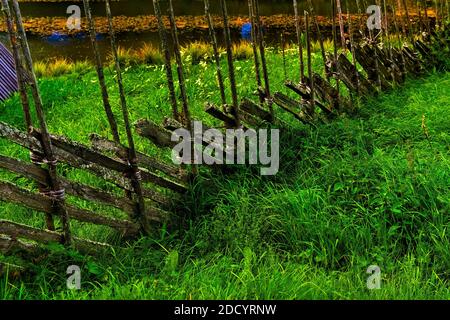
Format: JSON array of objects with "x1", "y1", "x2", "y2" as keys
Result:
[
  {"x1": 30, "y1": 151, "x2": 44, "y2": 165},
  {"x1": 122, "y1": 167, "x2": 143, "y2": 181},
  {"x1": 45, "y1": 189, "x2": 66, "y2": 201},
  {"x1": 30, "y1": 151, "x2": 58, "y2": 166}
]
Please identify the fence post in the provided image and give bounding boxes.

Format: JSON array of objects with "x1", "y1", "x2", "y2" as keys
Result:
[
  {"x1": 152, "y1": 0, "x2": 179, "y2": 121},
  {"x1": 9, "y1": 0, "x2": 72, "y2": 244},
  {"x1": 219, "y1": 0, "x2": 240, "y2": 128},
  {"x1": 204, "y1": 0, "x2": 227, "y2": 108},
  {"x1": 82, "y1": 0, "x2": 120, "y2": 143},
  {"x1": 105, "y1": 0, "x2": 149, "y2": 233}
]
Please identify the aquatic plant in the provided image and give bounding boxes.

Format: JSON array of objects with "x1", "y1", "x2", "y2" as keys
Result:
[{"x1": 181, "y1": 41, "x2": 213, "y2": 65}]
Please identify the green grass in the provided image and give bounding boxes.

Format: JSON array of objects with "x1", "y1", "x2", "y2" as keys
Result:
[{"x1": 0, "y1": 45, "x2": 449, "y2": 299}]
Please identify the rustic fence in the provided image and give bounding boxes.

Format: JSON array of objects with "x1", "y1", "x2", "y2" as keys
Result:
[
  {"x1": 0, "y1": 0, "x2": 449, "y2": 269},
  {"x1": 0, "y1": 0, "x2": 189, "y2": 266}
]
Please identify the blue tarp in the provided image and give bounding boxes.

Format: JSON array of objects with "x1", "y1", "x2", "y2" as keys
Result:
[{"x1": 241, "y1": 23, "x2": 252, "y2": 41}]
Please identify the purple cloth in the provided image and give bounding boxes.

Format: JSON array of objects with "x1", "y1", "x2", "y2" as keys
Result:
[{"x1": 0, "y1": 42, "x2": 18, "y2": 101}]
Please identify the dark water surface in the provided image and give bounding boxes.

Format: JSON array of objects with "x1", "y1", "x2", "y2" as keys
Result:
[
  {"x1": 19, "y1": 0, "x2": 354, "y2": 17},
  {"x1": 0, "y1": 0, "x2": 417, "y2": 62}
]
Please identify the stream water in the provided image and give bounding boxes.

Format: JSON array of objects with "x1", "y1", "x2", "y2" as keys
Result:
[{"x1": 0, "y1": 0, "x2": 418, "y2": 62}]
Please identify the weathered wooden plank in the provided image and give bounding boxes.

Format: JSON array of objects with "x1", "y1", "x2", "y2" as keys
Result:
[
  {"x1": 223, "y1": 105, "x2": 260, "y2": 128},
  {"x1": 87, "y1": 136, "x2": 188, "y2": 193},
  {"x1": 140, "y1": 169, "x2": 187, "y2": 194},
  {"x1": 0, "y1": 122, "x2": 175, "y2": 204},
  {"x1": 205, "y1": 103, "x2": 237, "y2": 128},
  {"x1": 0, "y1": 260, "x2": 27, "y2": 277},
  {"x1": 0, "y1": 234, "x2": 39, "y2": 255},
  {"x1": 0, "y1": 154, "x2": 49, "y2": 185},
  {"x1": 90, "y1": 134, "x2": 187, "y2": 182},
  {"x1": 0, "y1": 155, "x2": 173, "y2": 222},
  {"x1": 336, "y1": 54, "x2": 376, "y2": 95},
  {"x1": 354, "y1": 45, "x2": 392, "y2": 90},
  {"x1": 32, "y1": 130, "x2": 129, "y2": 173},
  {"x1": 239, "y1": 98, "x2": 273, "y2": 122},
  {"x1": 400, "y1": 47, "x2": 424, "y2": 75},
  {"x1": 135, "y1": 119, "x2": 176, "y2": 148},
  {"x1": 273, "y1": 92, "x2": 310, "y2": 124},
  {"x1": 0, "y1": 220, "x2": 110, "y2": 254},
  {"x1": 285, "y1": 80, "x2": 311, "y2": 99},
  {"x1": 312, "y1": 73, "x2": 341, "y2": 113},
  {"x1": 0, "y1": 181, "x2": 140, "y2": 236}
]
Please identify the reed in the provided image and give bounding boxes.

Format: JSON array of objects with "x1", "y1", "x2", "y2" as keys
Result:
[{"x1": 231, "y1": 40, "x2": 254, "y2": 60}]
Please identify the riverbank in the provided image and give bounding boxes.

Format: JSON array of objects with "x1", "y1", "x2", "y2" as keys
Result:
[{"x1": 0, "y1": 13, "x2": 434, "y2": 37}]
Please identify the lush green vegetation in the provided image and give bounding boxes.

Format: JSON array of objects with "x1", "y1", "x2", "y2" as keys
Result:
[{"x1": 0, "y1": 45, "x2": 449, "y2": 299}]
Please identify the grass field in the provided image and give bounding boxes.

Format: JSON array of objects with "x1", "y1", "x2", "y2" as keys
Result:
[{"x1": 0, "y1": 45, "x2": 449, "y2": 299}]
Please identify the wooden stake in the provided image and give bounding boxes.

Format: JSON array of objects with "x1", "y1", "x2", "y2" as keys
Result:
[
  {"x1": 424, "y1": 0, "x2": 431, "y2": 34},
  {"x1": 9, "y1": 0, "x2": 71, "y2": 244},
  {"x1": 391, "y1": 3, "x2": 407, "y2": 79},
  {"x1": 347, "y1": 6, "x2": 361, "y2": 96},
  {"x1": 281, "y1": 32, "x2": 287, "y2": 81},
  {"x1": 167, "y1": 0, "x2": 191, "y2": 130},
  {"x1": 82, "y1": 0, "x2": 120, "y2": 144},
  {"x1": 384, "y1": 0, "x2": 397, "y2": 84},
  {"x1": 152, "y1": 0, "x2": 179, "y2": 121},
  {"x1": 1, "y1": 0, "x2": 53, "y2": 232},
  {"x1": 204, "y1": 0, "x2": 227, "y2": 107},
  {"x1": 331, "y1": 0, "x2": 341, "y2": 110},
  {"x1": 304, "y1": 10, "x2": 315, "y2": 116},
  {"x1": 336, "y1": 0, "x2": 347, "y2": 51},
  {"x1": 219, "y1": 0, "x2": 240, "y2": 127},
  {"x1": 253, "y1": 0, "x2": 273, "y2": 119},
  {"x1": 105, "y1": 0, "x2": 148, "y2": 233},
  {"x1": 307, "y1": 0, "x2": 330, "y2": 81},
  {"x1": 293, "y1": 0, "x2": 305, "y2": 83},
  {"x1": 401, "y1": 0, "x2": 412, "y2": 37},
  {"x1": 247, "y1": 0, "x2": 263, "y2": 102}
]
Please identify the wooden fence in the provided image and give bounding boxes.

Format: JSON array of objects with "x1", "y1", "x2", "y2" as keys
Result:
[
  {"x1": 0, "y1": 0, "x2": 189, "y2": 263},
  {"x1": 0, "y1": 0, "x2": 449, "y2": 268}
]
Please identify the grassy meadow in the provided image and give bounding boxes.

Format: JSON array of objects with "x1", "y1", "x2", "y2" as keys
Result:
[{"x1": 0, "y1": 42, "x2": 449, "y2": 299}]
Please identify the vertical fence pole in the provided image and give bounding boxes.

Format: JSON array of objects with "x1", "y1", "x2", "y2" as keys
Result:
[
  {"x1": 332, "y1": 0, "x2": 341, "y2": 110},
  {"x1": 417, "y1": 0, "x2": 423, "y2": 35},
  {"x1": 82, "y1": 0, "x2": 120, "y2": 144},
  {"x1": 281, "y1": 32, "x2": 287, "y2": 81},
  {"x1": 167, "y1": 0, "x2": 192, "y2": 130},
  {"x1": 304, "y1": 10, "x2": 315, "y2": 117},
  {"x1": 253, "y1": 0, "x2": 273, "y2": 120},
  {"x1": 219, "y1": 0, "x2": 240, "y2": 127},
  {"x1": 307, "y1": 0, "x2": 330, "y2": 81},
  {"x1": 384, "y1": 0, "x2": 397, "y2": 84},
  {"x1": 336, "y1": 0, "x2": 347, "y2": 51},
  {"x1": 293, "y1": 0, "x2": 305, "y2": 83},
  {"x1": 392, "y1": 3, "x2": 407, "y2": 80},
  {"x1": 347, "y1": 5, "x2": 361, "y2": 96},
  {"x1": 1, "y1": 0, "x2": 53, "y2": 231},
  {"x1": 9, "y1": 0, "x2": 71, "y2": 244},
  {"x1": 424, "y1": 0, "x2": 431, "y2": 35},
  {"x1": 105, "y1": 0, "x2": 148, "y2": 232},
  {"x1": 152, "y1": 0, "x2": 179, "y2": 121},
  {"x1": 401, "y1": 0, "x2": 412, "y2": 36},
  {"x1": 248, "y1": 0, "x2": 264, "y2": 102},
  {"x1": 204, "y1": 0, "x2": 227, "y2": 108},
  {"x1": 373, "y1": 0, "x2": 382, "y2": 91}
]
